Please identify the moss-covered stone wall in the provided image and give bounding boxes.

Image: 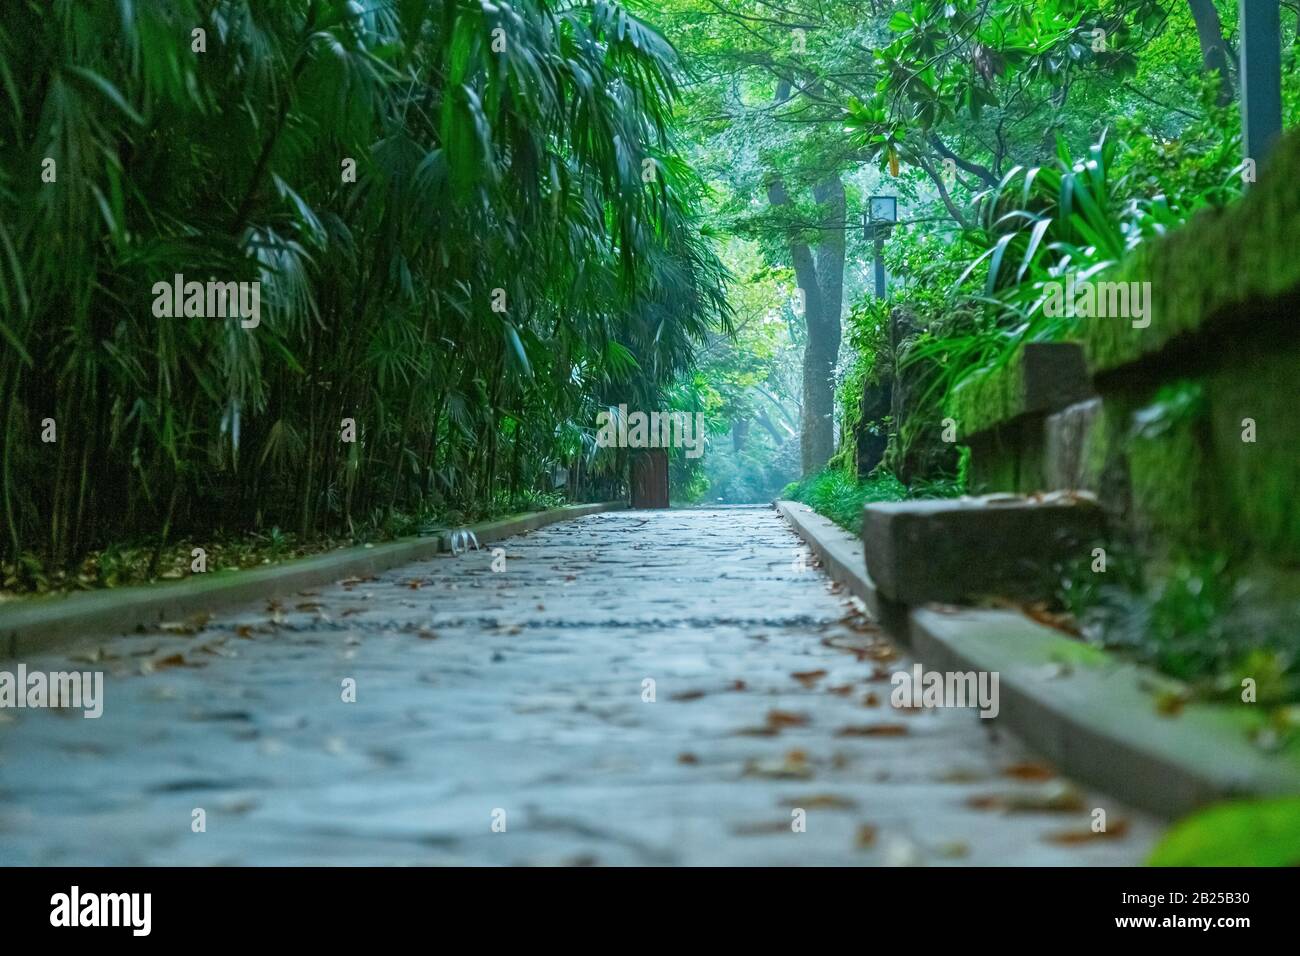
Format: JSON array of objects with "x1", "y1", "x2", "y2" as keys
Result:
[{"x1": 956, "y1": 129, "x2": 1300, "y2": 568}]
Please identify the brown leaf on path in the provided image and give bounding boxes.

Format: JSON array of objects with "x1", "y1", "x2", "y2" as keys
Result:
[
  {"x1": 828, "y1": 684, "x2": 854, "y2": 696},
  {"x1": 158, "y1": 611, "x2": 211, "y2": 635},
  {"x1": 855, "y1": 824, "x2": 878, "y2": 848},
  {"x1": 417, "y1": 628, "x2": 438, "y2": 640},
  {"x1": 840, "y1": 614, "x2": 881, "y2": 635},
  {"x1": 141, "y1": 653, "x2": 206, "y2": 674},
  {"x1": 677, "y1": 752, "x2": 699, "y2": 765},
  {"x1": 862, "y1": 692, "x2": 880, "y2": 707},
  {"x1": 966, "y1": 781, "x2": 1085, "y2": 813},
  {"x1": 234, "y1": 625, "x2": 255, "y2": 639},
  {"x1": 1003, "y1": 761, "x2": 1056, "y2": 781},
  {"x1": 780, "y1": 794, "x2": 857, "y2": 810},
  {"x1": 1044, "y1": 820, "x2": 1130, "y2": 844},
  {"x1": 836, "y1": 723, "x2": 908, "y2": 737},
  {"x1": 765, "y1": 709, "x2": 810, "y2": 729},
  {"x1": 792, "y1": 669, "x2": 828, "y2": 687},
  {"x1": 730, "y1": 680, "x2": 747, "y2": 691},
  {"x1": 671, "y1": 689, "x2": 706, "y2": 701},
  {"x1": 744, "y1": 749, "x2": 813, "y2": 780},
  {"x1": 295, "y1": 601, "x2": 324, "y2": 612},
  {"x1": 337, "y1": 575, "x2": 377, "y2": 588}
]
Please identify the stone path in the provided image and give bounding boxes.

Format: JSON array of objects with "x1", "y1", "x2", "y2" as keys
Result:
[{"x1": 0, "y1": 507, "x2": 1160, "y2": 865}]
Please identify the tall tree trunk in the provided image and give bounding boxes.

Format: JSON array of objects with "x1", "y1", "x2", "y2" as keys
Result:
[
  {"x1": 768, "y1": 174, "x2": 844, "y2": 474},
  {"x1": 1187, "y1": 0, "x2": 1234, "y2": 105},
  {"x1": 766, "y1": 81, "x2": 846, "y2": 474}
]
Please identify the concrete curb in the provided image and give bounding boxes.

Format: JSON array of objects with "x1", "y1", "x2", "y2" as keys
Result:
[
  {"x1": 775, "y1": 499, "x2": 1300, "y2": 820},
  {"x1": 775, "y1": 500, "x2": 907, "y2": 635},
  {"x1": 0, "y1": 501, "x2": 626, "y2": 660}
]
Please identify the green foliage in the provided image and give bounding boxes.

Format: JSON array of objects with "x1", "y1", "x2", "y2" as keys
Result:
[
  {"x1": 687, "y1": 239, "x2": 802, "y2": 502},
  {"x1": 907, "y1": 129, "x2": 1244, "y2": 410},
  {"x1": 1149, "y1": 797, "x2": 1300, "y2": 867},
  {"x1": 782, "y1": 463, "x2": 966, "y2": 536},
  {"x1": 1059, "y1": 546, "x2": 1300, "y2": 707},
  {"x1": 0, "y1": 0, "x2": 729, "y2": 567},
  {"x1": 782, "y1": 469, "x2": 908, "y2": 535}
]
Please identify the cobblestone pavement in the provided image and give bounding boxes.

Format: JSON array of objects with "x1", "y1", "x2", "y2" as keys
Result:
[{"x1": 0, "y1": 506, "x2": 1160, "y2": 865}]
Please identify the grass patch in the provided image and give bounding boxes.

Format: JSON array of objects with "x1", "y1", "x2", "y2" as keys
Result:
[{"x1": 781, "y1": 467, "x2": 963, "y2": 535}]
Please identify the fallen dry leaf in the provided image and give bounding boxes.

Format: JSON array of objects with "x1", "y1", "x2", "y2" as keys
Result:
[
  {"x1": 677, "y1": 753, "x2": 699, "y2": 765},
  {"x1": 744, "y1": 749, "x2": 813, "y2": 780},
  {"x1": 1044, "y1": 819, "x2": 1131, "y2": 844},
  {"x1": 765, "y1": 709, "x2": 810, "y2": 729},
  {"x1": 1003, "y1": 761, "x2": 1056, "y2": 782},
  {"x1": 671, "y1": 689, "x2": 706, "y2": 702},
  {"x1": 337, "y1": 574, "x2": 377, "y2": 588},
  {"x1": 792, "y1": 669, "x2": 828, "y2": 688},
  {"x1": 967, "y1": 781, "x2": 1084, "y2": 813},
  {"x1": 862, "y1": 692, "x2": 880, "y2": 707},
  {"x1": 835, "y1": 724, "x2": 908, "y2": 737},
  {"x1": 158, "y1": 611, "x2": 210, "y2": 635},
  {"x1": 855, "y1": 824, "x2": 878, "y2": 848},
  {"x1": 780, "y1": 794, "x2": 857, "y2": 810},
  {"x1": 141, "y1": 653, "x2": 206, "y2": 674}
]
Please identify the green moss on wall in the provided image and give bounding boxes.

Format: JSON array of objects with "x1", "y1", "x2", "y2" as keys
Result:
[
  {"x1": 1016, "y1": 418, "x2": 1046, "y2": 493},
  {"x1": 1128, "y1": 404, "x2": 1212, "y2": 550},
  {"x1": 966, "y1": 430, "x2": 1019, "y2": 493},
  {"x1": 1085, "y1": 129, "x2": 1300, "y2": 374},
  {"x1": 948, "y1": 354, "x2": 1025, "y2": 440},
  {"x1": 1207, "y1": 347, "x2": 1300, "y2": 564}
]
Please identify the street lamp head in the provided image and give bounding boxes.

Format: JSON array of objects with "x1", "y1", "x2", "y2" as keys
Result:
[
  {"x1": 869, "y1": 195, "x2": 898, "y2": 225},
  {"x1": 865, "y1": 195, "x2": 898, "y2": 241}
]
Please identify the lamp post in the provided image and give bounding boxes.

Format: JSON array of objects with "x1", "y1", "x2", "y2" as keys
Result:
[
  {"x1": 1240, "y1": 0, "x2": 1283, "y2": 172},
  {"x1": 865, "y1": 195, "x2": 898, "y2": 299}
]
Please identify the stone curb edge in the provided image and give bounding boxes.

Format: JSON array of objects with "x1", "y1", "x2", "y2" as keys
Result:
[
  {"x1": 774, "y1": 499, "x2": 1300, "y2": 820},
  {"x1": 1, "y1": 501, "x2": 628, "y2": 661}
]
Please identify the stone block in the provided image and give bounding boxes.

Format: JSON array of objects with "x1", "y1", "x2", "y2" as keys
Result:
[{"x1": 863, "y1": 494, "x2": 1106, "y2": 605}]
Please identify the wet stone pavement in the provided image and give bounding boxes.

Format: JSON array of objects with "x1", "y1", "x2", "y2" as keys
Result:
[{"x1": 0, "y1": 507, "x2": 1159, "y2": 865}]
